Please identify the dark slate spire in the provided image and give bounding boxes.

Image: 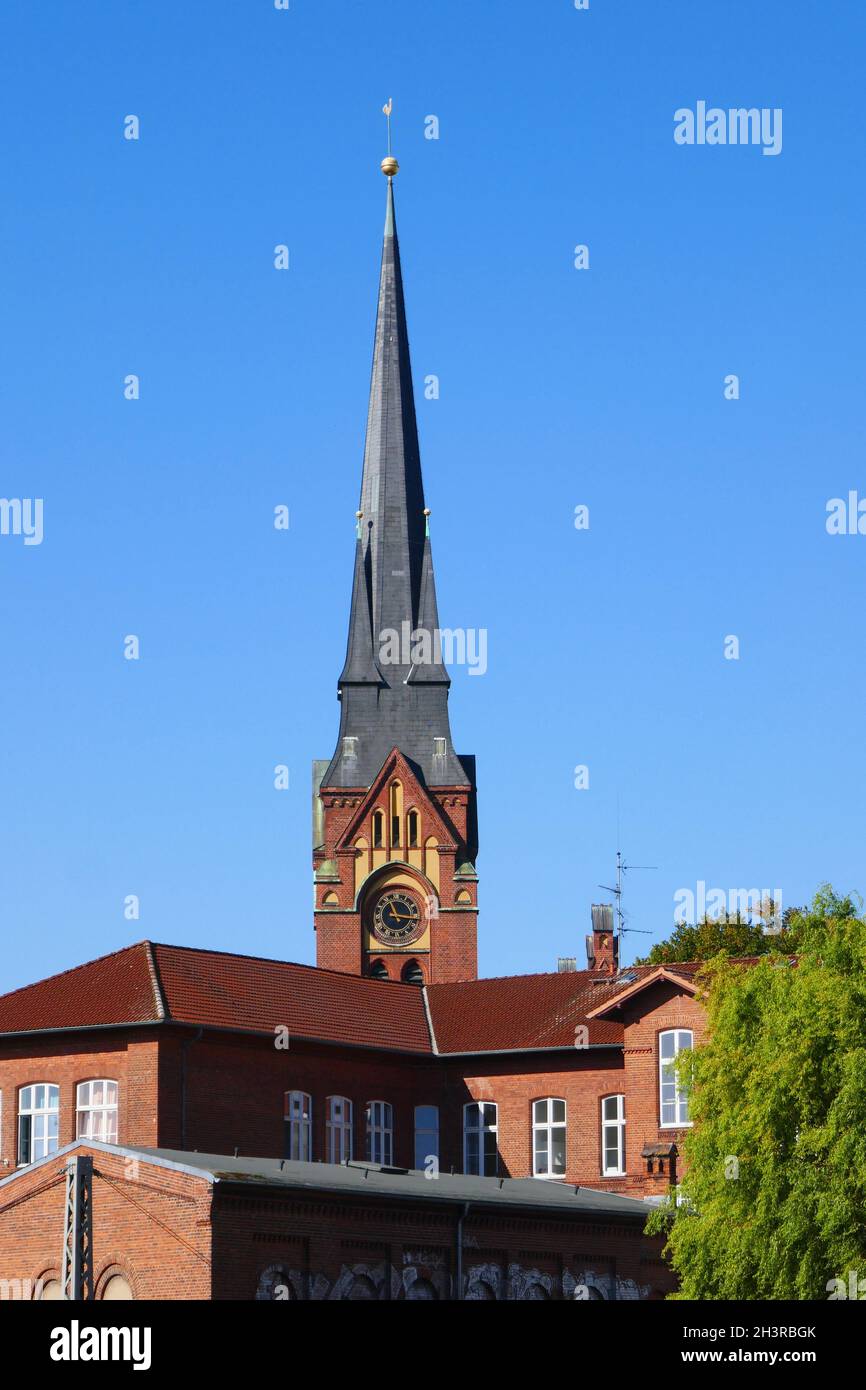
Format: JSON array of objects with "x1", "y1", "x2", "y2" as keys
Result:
[
  {"x1": 410, "y1": 522, "x2": 448, "y2": 683},
  {"x1": 338, "y1": 527, "x2": 382, "y2": 686},
  {"x1": 324, "y1": 168, "x2": 468, "y2": 790},
  {"x1": 360, "y1": 178, "x2": 427, "y2": 670}
]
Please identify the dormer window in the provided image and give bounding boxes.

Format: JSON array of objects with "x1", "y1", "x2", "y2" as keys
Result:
[{"x1": 433, "y1": 737, "x2": 446, "y2": 758}]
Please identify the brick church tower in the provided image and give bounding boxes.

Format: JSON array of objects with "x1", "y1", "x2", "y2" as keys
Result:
[{"x1": 313, "y1": 160, "x2": 478, "y2": 985}]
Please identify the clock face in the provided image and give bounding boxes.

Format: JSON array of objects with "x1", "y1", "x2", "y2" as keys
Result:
[{"x1": 371, "y1": 889, "x2": 423, "y2": 946}]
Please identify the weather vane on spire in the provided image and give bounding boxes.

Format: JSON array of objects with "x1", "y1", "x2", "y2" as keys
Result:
[{"x1": 381, "y1": 98, "x2": 398, "y2": 177}]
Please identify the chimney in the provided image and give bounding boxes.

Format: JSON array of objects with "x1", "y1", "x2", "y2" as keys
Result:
[{"x1": 586, "y1": 903, "x2": 618, "y2": 974}]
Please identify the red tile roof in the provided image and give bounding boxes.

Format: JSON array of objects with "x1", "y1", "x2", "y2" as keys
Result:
[
  {"x1": 0, "y1": 942, "x2": 161, "y2": 1033},
  {"x1": 0, "y1": 944, "x2": 741, "y2": 1056},
  {"x1": 0, "y1": 942, "x2": 431, "y2": 1055},
  {"x1": 426, "y1": 970, "x2": 642, "y2": 1052},
  {"x1": 150, "y1": 943, "x2": 431, "y2": 1054}
]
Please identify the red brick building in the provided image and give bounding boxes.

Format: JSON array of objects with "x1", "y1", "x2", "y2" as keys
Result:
[
  {"x1": 0, "y1": 162, "x2": 707, "y2": 1300},
  {"x1": 0, "y1": 935, "x2": 705, "y2": 1298},
  {"x1": 0, "y1": 1142, "x2": 672, "y2": 1302}
]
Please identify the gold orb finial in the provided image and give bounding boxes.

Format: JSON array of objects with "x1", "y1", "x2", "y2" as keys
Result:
[{"x1": 381, "y1": 155, "x2": 399, "y2": 177}]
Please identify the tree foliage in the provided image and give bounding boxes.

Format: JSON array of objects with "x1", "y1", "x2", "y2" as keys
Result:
[
  {"x1": 646, "y1": 887, "x2": 866, "y2": 1299},
  {"x1": 635, "y1": 903, "x2": 803, "y2": 966}
]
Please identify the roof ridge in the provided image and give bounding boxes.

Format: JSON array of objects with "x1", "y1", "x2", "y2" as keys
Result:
[
  {"x1": 427, "y1": 968, "x2": 595, "y2": 989},
  {"x1": 144, "y1": 942, "x2": 168, "y2": 1020},
  {"x1": 0, "y1": 940, "x2": 151, "y2": 1003},
  {"x1": 148, "y1": 940, "x2": 414, "y2": 987},
  {"x1": 420, "y1": 984, "x2": 439, "y2": 1054}
]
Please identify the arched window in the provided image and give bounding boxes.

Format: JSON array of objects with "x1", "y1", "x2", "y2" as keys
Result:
[
  {"x1": 659, "y1": 1029, "x2": 693, "y2": 1126},
  {"x1": 35, "y1": 1277, "x2": 63, "y2": 1301},
  {"x1": 372, "y1": 810, "x2": 384, "y2": 848},
  {"x1": 76, "y1": 1080, "x2": 119, "y2": 1144},
  {"x1": 389, "y1": 782, "x2": 403, "y2": 846},
  {"x1": 365, "y1": 1100, "x2": 393, "y2": 1166},
  {"x1": 256, "y1": 1265, "x2": 297, "y2": 1300},
  {"x1": 18, "y1": 1084, "x2": 60, "y2": 1165},
  {"x1": 327, "y1": 1096, "x2": 353, "y2": 1163},
  {"x1": 101, "y1": 1275, "x2": 133, "y2": 1301},
  {"x1": 466, "y1": 1278, "x2": 497, "y2": 1300},
  {"x1": 463, "y1": 1101, "x2": 498, "y2": 1176},
  {"x1": 348, "y1": 1274, "x2": 378, "y2": 1300},
  {"x1": 401, "y1": 959, "x2": 424, "y2": 986},
  {"x1": 284, "y1": 1091, "x2": 312, "y2": 1161},
  {"x1": 406, "y1": 1277, "x2": 438, "y2": 1300},
  {"x1": 413, "y1": 1105, "x2": 439, "y2": 1170},
  {"x1": 532, "y1": 1098, "x2": 567, "y2": 1178},
  {"x1": 407, "y1": 809, "x2": 420, "y2": 848},
  {"x1": 601, "y1": 1095, "x2": 625, "y2": 1176},
  {"x1": 368, "y1": 960, "x2": 389, "y2": 980}
]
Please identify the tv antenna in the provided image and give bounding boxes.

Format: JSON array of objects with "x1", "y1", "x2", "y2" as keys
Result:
[{"x1": 599, "y1": 849, "x2": 656, "y2": 940}]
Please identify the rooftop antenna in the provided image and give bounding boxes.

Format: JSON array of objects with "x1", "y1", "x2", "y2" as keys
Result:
[{"x1": 599, "y1": 849, "x2": 656, "y2": 943}]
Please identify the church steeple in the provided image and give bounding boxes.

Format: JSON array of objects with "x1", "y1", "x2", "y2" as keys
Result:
[
  {"x1": 324, "y1": 160, "x2": 466, "y2": 790},
  {"x1": 313, "y1": 140, "x2": 479, "y2": 985}
]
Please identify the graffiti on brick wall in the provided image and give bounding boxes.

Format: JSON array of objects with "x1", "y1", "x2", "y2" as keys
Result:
[
  {"x1": 401, "y1": 1248, "x2": 450, "y2": 1300},
  {"x1": 254, "y1": 1258, "x2": 652, "y2": 1301}
]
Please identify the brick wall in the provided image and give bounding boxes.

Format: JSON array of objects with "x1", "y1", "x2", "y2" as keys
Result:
[
  {"x1": 0, "y1": 1030, "x2": 159, "y2": 1172},
  {"x1": 212, "y1": 1188, "x2": 673, "y2": 1300},
  {"x1": 0, "y1": 1143, "x2": 673, "y2": 1300},
  {"x1": 621, "y1": 979, "x2": 707, "y2": 1184},
  {"x1": 0, "y1": 1146, "x2": 212, "y2": 1300}
]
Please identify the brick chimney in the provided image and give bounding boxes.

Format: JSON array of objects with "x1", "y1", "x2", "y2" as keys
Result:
[{"x1": 586, "y1": 903, "x2": 619, "y2": 974}]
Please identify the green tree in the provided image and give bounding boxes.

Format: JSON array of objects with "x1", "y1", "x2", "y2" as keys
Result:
[
  {"x1": 635, "y1": 902, "x2": 803, "y2": 966},
  {"x1": 646, "y1": 887, "x2": 866, "y2": 1299}
]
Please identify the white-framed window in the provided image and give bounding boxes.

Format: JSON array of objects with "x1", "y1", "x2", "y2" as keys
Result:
[
  {"x1": 532, "y1": 1098, "x2": 567, "y2": 1178},
  {"x1": 18, "y1": 1084, "x2": 60, "y2": 1165},
  {"x1": 365, "y1": 1100, "x2": 393, "y2": 1166},
  {"x1": 414, "y1": 1105, "x2": 439, "y2": 1171},
  {"x1": 76, "y1": 1080, "x2": 118, "y2": 1143},
  {"x1": 601, "y1": 1094, "x2": 625, "y2": 1176},
  {"x1": 463, "y1": 1101, "x2": 498, "y2": 1176},
  {"x1": 326, "y1": 1096, "x2": 353, "y2": 1163},
  {"x1": 659, "y1": 1029, "x2": 693, "y2": 1127},
  {"x1": 284, "y1": 1091, "x2": 313, "y2": 1161}
]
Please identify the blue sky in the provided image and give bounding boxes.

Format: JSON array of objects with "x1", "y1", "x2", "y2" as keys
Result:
[{"x1": 1, "y1": 0, "x2": 864, "y2": 991}]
